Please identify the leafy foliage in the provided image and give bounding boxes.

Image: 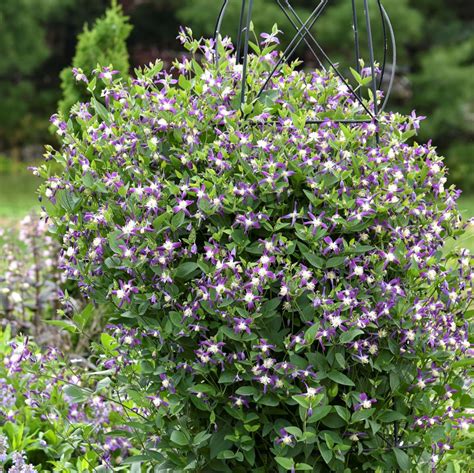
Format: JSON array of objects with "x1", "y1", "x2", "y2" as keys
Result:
[
  {"x1": 37, "y1": 28, "x2": 473, "y2": 472},
  {"x1": 0, "y1": 327, "x2": 136, "y2": 472}
]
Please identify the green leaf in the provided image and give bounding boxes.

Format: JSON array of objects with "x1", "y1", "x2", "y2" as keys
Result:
[
  {"x1": 171, "y1": 210, "x2": 186, "y2": 230},
  {"x1": 325, "y1": 256, "x2": 346, "y2": 268},
  {"x1": 295, "y1": 463, "x2": 313, "y2": 471},
  {"x1": 179, "y1": 74, "x2": 192, "y2": 90},
  {"x1": 217, "y1": 450, "x2": 236, "y2": 460},
  {"x1": 63, "y1": 385, "x2": 90, "y2": 403},
  {"x1": 95, "y1": 377, "x2": 112, "y2": 392},
  {"x1": 107, "y1": 230, "x2": 124, "y2": 254},
  {"x1": 305, "y1": 252, "x2": 324, "y2": 268},
  {"x1": 275, "y1": 457, "x2": 295, "y2": 470},
  {"x1": 308, "y1": 405, "x2": 332, "y2": 423},
  {"x1": 335, "y1": 352, "x2": 346, "y2": 369},
  {"x1": 378, "y1": 410, "x2": 406, "y2": 423},
  {"x1": 92, "y1": 97, "x2": 110, "y2": 123},
  {"x1": 174, "y1": 262, "x2": 200, "y2": 279},
  {"x1": 45, "y1": 319, "x2": 78, "y2": 333},
  {"x1": 353, "y1": 245, "x2": 375, "y2": 254},
  {"x1": 57, "y1": 190, "x2": 82, "y2": 212},
  {"x1": 73, "y1": 303, "x2": 94, "y2": 330},
  {"x1": 394, "y1": 448, "x2": 411, "y2": 471},
  {"x1": 334, "y1": 405, "x2": 350, "y2": 422},
  {"x1": 121, "y1": 455, "x2": 148, "y2": 464},
  {"x1": 210, "y1": 432, "x2": 232, "y2": 459},
  {"x1": 324, "y1": 433, "x2": 334, "y2": 449},
  {"x1": 170, "y1": 430, "x2": 189, "y2": 446},
  {"x1": 351, "y1": 408, "x2": 375, "y2": 423},
  {"x1": 152, "y1": 213, "x2": 168, "y2": 231},
  {"x1": 304, "y1": 322, "x2": 320, "y2": 343},
  {"x1": 328, "y1": 370, "x2": 355, "y2": 386},
  {"x1": 389, "y1": 372, "x2": 400, "y2": 391},
  {"x1": 260, "y1": 395, "x2": 279, "y2": 406},
  {"x1": 101, "y1": 333, "x2": 118, "y2": 352},
  {"x1": 319, "y1": 444, "x2": 333, "y2": 464},
  {"x1": 339, "y1": 329, "x2": 364, "y2": 344},
  {"x1": 261, "y1": 297, "x2": 281, "y2": 315},
  {"x1": 193, "y1": 431, "x2": 212, "y2": 446},
  {"x1": 260, "y1": 89, "x2": 279, "y2": 107},
  {"x1": 236, "y1": 386, "x2": 258, "y2": 396},
  {"x1": 292, "y1": 395, "x2": 310, "y2": 409},
  {"x1": 285, "y1": 426, "x2": 302, "y2": 437},
  {"x1": 190, "y1": 384, "x2": 216, "y2": 396},
  {"x1": 452, "y1": 357, "x2": 474, "y2": 369}
]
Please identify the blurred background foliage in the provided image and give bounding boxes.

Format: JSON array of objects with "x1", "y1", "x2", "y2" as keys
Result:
[
  {"x1": 58, "y1": 0, "x2": 132, "y2": 116},
  {"x1": 0, "y1": 0, "x2": 472, "y2": 192}
]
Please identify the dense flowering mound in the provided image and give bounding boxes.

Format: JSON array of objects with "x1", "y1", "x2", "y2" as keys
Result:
[{"x1": 37, "y1": 28, "x2": 473, "y2": 472}]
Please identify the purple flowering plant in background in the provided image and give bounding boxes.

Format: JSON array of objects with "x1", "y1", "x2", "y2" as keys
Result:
[
  {"x1": 0, "y1": 327, "x2": 137, "y2": 471},
  {"x1": 35, "y1": 24, "x2": 473, "y2": 472},
  {"x1": 0, "y1": 215, "x2": 62, "y2": 338}
]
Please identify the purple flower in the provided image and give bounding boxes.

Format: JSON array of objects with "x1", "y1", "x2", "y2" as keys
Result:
[
  {"x1": 98, "y1": 66, "x2": 119, "y2": 81},
  {"x1": 354, "y1": 393, "x2": 377, "y2": 410},
  {"x1": 379, "y1": 247, "x2": 399, "y2": 268},
  {"x1": 234, "y1": 212, "x2": 261, "y2": 232},
  {"x1": 253, "y1": 339, "x2": 275, "y2": 355},
  {"x1": 230, "y1": 395, "x2": 250, "y2": 408},
  {"x1": 260, "y1": 31, "x2": 281, "y2": 45},
  {"x1": 276, "y1": 428, "x2": 295, "y2": 446},
  {"x1": 111, "y1": 280, "x2": 139, "y2": 307},
  {"x1": 282, "y1": 203, "x2": 301, "y2": 226},
  {"x1": 322, "y1": 236, "x2": 343, "y2": 255},
  {"x1": 304, "y1": 211, "x2": 328, "y2": 234},
  {"x1": 72, "y1": 67, "x2": 88, "y2": 83},
  {"x1": 172, "y1": 198, "x2": 193, "y2": 216},
  {"x1": 233, "y1": 318, "x2": 252, "y2": 334}
]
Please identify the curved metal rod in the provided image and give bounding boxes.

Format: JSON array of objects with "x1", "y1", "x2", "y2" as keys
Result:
[
  {"x1": 214, "y1": 0, "x2": 230, "y2": 67},
  {"x1": 379, "y1": 3, "x2": 396, "y2": 112},
  {"x1": 363, "y1": 0, "x2": 379, "y2": 122},
  {"x1": 236, "y1": 0, "x2": 247, "y2": 62},
  {"x1": 240, "y1": 0, "x2": 254, "y2": 107},
  {"x1": 277, "y1": 0, "x2": 326, "y2": 71},
  {"x1": 351, "y1": 0, "x2": 361, "y2": 74},
  {"x1": 254, "y1": 2, "x2": 327, "y2": 101},
  {"x1": 281, "y1": 0, "x2": 375, "y2": 119},
  {"x1": 377, "y1": 0, "x2": 388, "y2": 90}
]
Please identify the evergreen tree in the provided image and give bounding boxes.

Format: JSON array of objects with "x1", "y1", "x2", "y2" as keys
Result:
[{"x1": 58, "y1": 0, "x2": 132, "y2": 117}]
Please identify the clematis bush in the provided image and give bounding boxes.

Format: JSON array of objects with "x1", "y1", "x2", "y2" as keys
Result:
[{"x1": 36, "y1": 27, "x2": 473, "y2": 472}]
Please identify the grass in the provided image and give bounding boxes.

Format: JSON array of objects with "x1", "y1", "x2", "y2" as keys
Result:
[
  {"x1": 0, "y1": 173, "x2": 41, "y2": 221},
  {"x1": 452, "y1": 196, "x2": 474, "y2": 254},
  {"x1": 458, "y1": 196, "x2": 474, "y2": 220}
]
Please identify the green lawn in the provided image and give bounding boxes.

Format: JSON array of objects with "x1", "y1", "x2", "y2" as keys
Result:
[
  {"x1": 0, "y1": 173, "x2": 41, "y2": 221},
  {"x1": 458, "y1": 196, "x2": 474, "y2": 220},
  {"x1": 453, "y1": 196, "x2": 474, "y2": 253}
]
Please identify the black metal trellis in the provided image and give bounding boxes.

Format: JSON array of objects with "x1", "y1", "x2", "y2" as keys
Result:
[
  {"x1": 213, "y1": 0, "x2": 401, "y2": 460},
  {"x1": 213, "y1": 0, "x2": 397, "y2": 135}
]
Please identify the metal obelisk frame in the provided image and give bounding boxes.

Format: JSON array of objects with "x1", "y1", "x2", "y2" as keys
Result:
[
  {"x1": 214, "y1": 0, "x2": 396, "y2": 144},
  {"x1": 214, "y1": 0, "x2": 400, "y2": 458}
]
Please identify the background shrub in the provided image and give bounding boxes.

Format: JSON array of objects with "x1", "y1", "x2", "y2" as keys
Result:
[
  {"x1": 58, "y1": 0, "x2": 132, "y2": 117},
  {"x1": 38, "y1": 28, "x2": 473, "y2": 472}
]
